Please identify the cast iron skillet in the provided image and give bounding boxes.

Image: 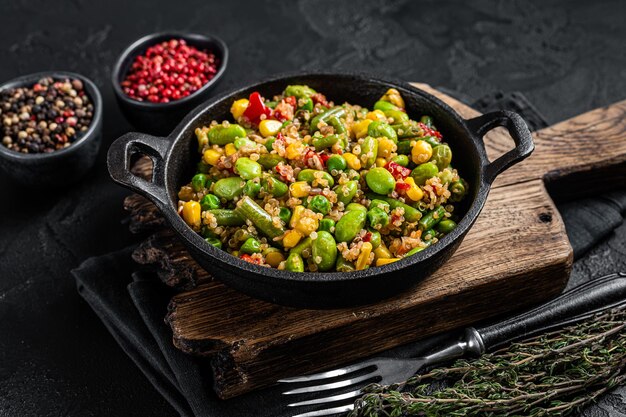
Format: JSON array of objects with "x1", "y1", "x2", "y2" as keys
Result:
[{"x1": 107, "y1": 73, "x2": 534, "y2": 309}]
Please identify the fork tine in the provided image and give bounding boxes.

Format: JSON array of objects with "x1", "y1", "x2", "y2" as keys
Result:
[
  {"x1": 278, "y1": 361, "x2": 376, "y2": 383},
  {"x1": 282, "y1": 373, "x2": 376, "y2": 395},
  {"x1": 291, "y1": 403, "x2": 355, "y2": 417},
  {"x1": 287, "y1": 389, "x2": 362, "y2": 407}
]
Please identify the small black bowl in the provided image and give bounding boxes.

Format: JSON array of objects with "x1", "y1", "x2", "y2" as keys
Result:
[
  {"x1": 111, "y1": 32, "x2": 228, "y2": 136},
  {"x1": 0, "y1": 71, "x2": 103, "y2": 188}
]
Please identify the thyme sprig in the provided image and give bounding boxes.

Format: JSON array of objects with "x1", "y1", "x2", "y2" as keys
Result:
[{"x1": 350, "y1": 309, "x2": 626, "y2": 417}]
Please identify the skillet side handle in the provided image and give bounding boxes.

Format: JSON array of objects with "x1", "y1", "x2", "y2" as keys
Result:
[
  {"x1": 466, "y1": 110, "x2": 535, "y2": 184},
  {"x1": 107, "y1": 132, "x2": 171, "y2": 207}
]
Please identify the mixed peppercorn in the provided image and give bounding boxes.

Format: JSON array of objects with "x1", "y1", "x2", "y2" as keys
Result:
[
  {"x1": 177, "y1": 85, "x2": 468, "y2": 272},
  {"x1": 1, "y1": 77, "x2": 94, "y2": 154},
  {"x1": 121, "y1": 38, "x2": 218, "y2": 103}
]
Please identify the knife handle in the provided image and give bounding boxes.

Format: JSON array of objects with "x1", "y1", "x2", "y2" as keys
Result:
[{"x1": 473, "y1": 272, "x2": 626, "y2": 352}]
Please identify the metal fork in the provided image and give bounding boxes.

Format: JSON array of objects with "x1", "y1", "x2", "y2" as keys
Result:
[{"x1": 279, "y1": 272, "x2": 626, "y2": 417}]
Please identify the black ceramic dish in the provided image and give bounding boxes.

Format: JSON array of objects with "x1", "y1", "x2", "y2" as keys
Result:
[
  {"x1": 111, "y1": 32, "x2": 228, "y2": 136},
  {"x1": 107, "y1": 73, "x2": 534, "y2": 309},
  {"x1": 0, "y1": 71, "x2": 103, "y2": 188}
]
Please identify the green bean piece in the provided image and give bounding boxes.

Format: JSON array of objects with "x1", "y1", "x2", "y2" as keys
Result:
[
  {"x1": 234, "y1": 196, "x2": 285, "y2": 241},
  {"x1": 319, "y1": 218, "x2": 335, "y2": 233},
  {"x1": 365, "y1": 167, "x2": 396, "y2": 195},
  {"x1": 234, "y1": 137, "x2": 256, "y2": 150},
  {"x1": 419, "y1": 206, "x2": 447, "y2": 231},
  {"x1": 213, "y1": 177, "x2": 245, "y2": 200},
  {"x1": 309, "y1": 107, "x2": 346, "y2": 133},
  {"x1": 431, "y1": 144, "x2": 452, "y2": 169},
  {"x1": 285, "y1": 252, "x2": 304, "y2": 272},
  {"x1": 368, "y1": 230, "x2": 382, "y2": 249},
  {"x1": 391, "y1": 154, "x2": 409, "y2": 166},
  {"x1": 262, "y1": 176, "x2": 288, "y2": 197},
  {"x1": 327, "y1": 116, "x2": 347, "y2": 134},
  {"x1": 422, "y1": 135, "x2": 441, "y2": 148},
  {"x1": 298, "y1": 97, "x2": 314, "y2": 112},
  {"x1": 436, "y1": 219, "x2": 457, "y2": 234},
  {"x1": 373, "y1": 100, "x2": 400, "y2": 112},
  {"x1": 264, "y1": 136, "x2": 276, "y2": 152},
  {"x1": 345, "y1": 203, "x2": 367, "y2": 213},
  {"x1": 311, "y1": 231, "x2": 338, "y2": 272},
  {"x1": 326, "y1": 154, "x2": 347, "y2": 173},
  {"x1": 205, "y1": 237, "x2": 222, "y2": 249},
  {"x1": 207, "y1": 209, "x2": 245, "y2": 226},
  {"x1": 309, "y1": 195, "x2": 331, "y2": 215},
  {"x1": 240, "y1": 237, "x2": 261, "y2": 254},
  {"x1": 257, "y1": 154, "x2": 285, "y2": 170},
  {"x1": 284, "y1": 85, "x2": 317, "y2": 99},
  {"x1": 396, "y1": 140, "x2": 413, "y2": 155},
  {"x1": 420, "y1": 115, "x2": 434, "y2": 127},
  {"x1": 297, "y1": 169, "x2": 334, "y2": 187},
  {"x1": 312, "y1": 133, "x2": 339, "y2": 151},
  {"x1": 235, "y1": 157, "x2": 263, "y2": 180},
  {"x1": 367, "y1": 121, "x2": 397, "y2": 143},
  {"x1": 360, "y1": 136, "x2": 379, "y2": 168},
  {"x1": 208, "y1": 124, "x2": 247, "y2": 145},
  {"x1": 449, "y1": 179, "x2": 468, "y2": 202},
  {"x1": 384, "y1": 110, "x2": 409, "y2": 124},
  {"x1": 405, "y1": 245, "x2": 426, "y2": 257},
  {"x1": 233, "y1": 228, "x2": 252, "y2": 242},
  {"x1": 200, "y1": 193, "x2": 221, "y2": 210},
  {"x1": 335, "y1": 255, "x2": 355, "y2": 272},
  {"x1": 191, "y1": 173, "x2": 207, "y2": 191},
  {"x1": 334, "y1": 180, "x2": 358, "y2": 205},
  {"x1": 369, "y1": 199, "x2": 390, "y2": 212},
  {"x1": 243, "y1": 180, "x2": 261, "y2": 197},
  {"x1": 422, "y1": 228, "x2": 438, "y2": 241},
  {"x1": 410, "y1": 162, "x2": 439, "y2": 186},
  {"x1": 201, "y1": 226, "x2": 219, "y2": 239},
  {"x1": 365, "y1": 194, "x2": 422, "y2": 222},
  {"x1": 335, "y1": 209, "x2": 367, "y2": 243},
  {"x1": 278, "y1": 207, "x2": 292, "y2": 224},
  {"x1": 367, "y1": 207, "x2": 390, "y2": 229},
  {"x1": 391, "y1": 120, "x2": 425, "y2": 139},
  {"x1": 290, "y1": 237, "x2": 312, "y2": 257}
]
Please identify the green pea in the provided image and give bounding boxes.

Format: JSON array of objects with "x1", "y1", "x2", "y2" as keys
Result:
[
  {"x1": 367, "y1": 121, "x2": 397, "y2": 143},
  {"x1": 243, "y1": 180, "x2": 261, "y2": 197},
  {"x1": 430, "y1": 144, "x2": 452, "y2": 169},
  {"x1": 367, "y1": 207, "x2": 390, "y2": 229},
  {"x1": 360, "y1": 136, "x2": 379, "y2": 168},
  {"x1": 207, "y1": 209, "x2": 245, "y2": 226},
  {"x1": 368, "y1": 230, "x2": 382, "y2": 249},
  {"x1": 366, "y1": 167, "x2": 396, "y2": 195},
  {"x1": 297, "y1": 169, "x2": 334, "y2": 187},
  {"x1": 264, "y1": 136, "x2": 276, "y2": 152},
  {"x1": 419, "y1": 206, "x2": 447, "y2": 231},
  {"x1": 234, "y1": 157, "x2": 262, "y2": 180},
  {"x1": 335, "y1": 255, "x2": 355, "y2": 272},
  {"x1": 208, "y1": 124, "x2": 247, "y2": 145},
  {"x1": 449, "y1": 179, "x2": 468, "y2": 202},
  {"x1": 420, "y1": 115, "x2": 434, "y2": 127},
  {"x1": 278, "y1": 207, "x2": 292, "y2": 224},
  {"x1": 285, "y1": 252, "x2": 304, "y2": 272},
  {"x1": 373, "y1": 100, "x2": 400, "y2": 112},
  {"x1": 200, "y1": 193, "x2": 220, "y2": 210},
  {"x1": 234, "y1": 136, "x2": 256, "y2": 150},
  {"x1": 327, "y1": 154, "x2": 347, "y2": 173},
  {"x1": 369, "y1": 199, "x2": 390, "y2": 212},
  {"x1": 346, "y1": 203, "x2": 367, "y2": 213},
  {"x1": 312, "y1": 133, "x2": 339, "y2": 151},
  {"x1": 191, "y1": 173, "x2": 207, "y2": 191},
  {"x1": 319, "y1": 218, "x2": 335, "y2": 233},
  {"x1": 257, "y1": 154, "x2": 285, "y2": 170},
  {"x1": 436, "y1": 219, "x2": 457, "y2": 234},
  {"x1": 205, "y1": 237, "x2": 222, "y2": 249},
  {"x1": 311, "y1": 231, "x2": 338, "y2": 272},
  {"x1": 384, "y1": 110, "x2": 409, "y2": 123},
  {"x1": 335, "y1": 210, "x2": 366, "y2": 243},
  {"x1": 240, "y1": 237, "x2": 261, "y2": 254},
  {"x1": 309, "y1": 195, "x2": 331, "y2": 215},
  {"x1": 334, "y1": 180, "x2": 358, "y2": 205},
  {"x1": 284, "y1": 85, "x2": 317, "y2": 99},
  {"x1": 410, "y1": 162, "x2": 439, "y2": 186},
  {"x1": 262, "y1": 176, "x2": 288, "y2": 197},
  {"x1": 391, "y1": 154, "x2": 409, "y2": 167},
  {"x1": 298, "y1": 97, "x2": 314, "y2": 112},
  {"x1": 213, "y1": 177, "x2": 245, "y2": 200}
]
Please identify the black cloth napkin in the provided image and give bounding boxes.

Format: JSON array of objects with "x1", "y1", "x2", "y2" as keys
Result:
[{"x1": 72, "y1": 93, "x2": 626, "y2": 417}]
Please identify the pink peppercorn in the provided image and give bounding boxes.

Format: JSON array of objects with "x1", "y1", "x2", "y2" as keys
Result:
[{"x1": 121, "y1": 39, "x2": 218, "y2": 103}]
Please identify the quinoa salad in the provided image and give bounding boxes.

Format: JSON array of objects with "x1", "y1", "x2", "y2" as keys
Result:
[{"x1": 177, "y1": 85, "x2": 468, "y2": 272}]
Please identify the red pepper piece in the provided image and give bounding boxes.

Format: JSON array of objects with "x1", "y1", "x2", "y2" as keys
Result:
[
  {"x1": 362, "y1": 232, "x2": 372, "y2": 243},
  {"x1": 311, "y1": 93, "x2": 329, "y2": 107},
  {"x1": 319, "y1": 153, "x2": 330, "y2": 164},
  {"x1": 243, "y1": 92, "x2": 272, "y2": 125},
  {"x1": 395, "y1": 181, "x2": 410, "y2": 193},
  {"x1": 385, "y1": 161, "x2": 411, "y2": 180},
  {"x1": 417, "y1": 122, "x2": 442, "y2": 139},
  {"x1": 240, "y1": 254, "x2": 262, "y2": 264},
  {"x1": 284, "y1": 96, "x2": 297, "y2": 107}
]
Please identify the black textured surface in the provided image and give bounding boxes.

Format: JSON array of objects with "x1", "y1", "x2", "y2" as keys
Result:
[{"x1": 1, "y1": 0, "x2": 625, "y2": 416}]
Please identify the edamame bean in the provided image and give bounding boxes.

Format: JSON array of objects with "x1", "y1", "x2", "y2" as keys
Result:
[
  {"x1": 369, "y1": 199, "x2": 390, "y2": 212},
  {"x1": 285, "y1": 253, "x2": 304, "y2": 272},
  {"x1": 297, "y1": 169, "x2": 334, "y2": 187},
  {"x1": 235, "y1": 157, "x2": 262, "y2": 180},
  {"x1": 213, "y1": 177, "x2": 245, "y2": 200},
  {"x1": 334, "y1": 180, "x2": 358, "y2": 206},
  {"x1": 234, "y1": 137, "x2": 256, "y2": 149},
  {"x1": 311, "y1": 231, "x2": 338, "y2": 272},
  {"x1": 335, "y1": 210, "x2": 366, "y2": 242},
  {"x1": 243, "y1": 180, "x2": 261, "y2": 197},
  {"x1": 207, "y1": 209, "x2": 245, "y2": 226},
  {"x1": 319, "y1": 218, "x2": 335, "y2": 232},
  {"x1": 200, "y1": 194, "x2": 220, "y2": 210},
  {"x1": 410, "y1": 162, "x2": 439, "y2": 186},
  {"x1": 191, "y1": 173, "x2": 208, "y2": 191},
  {"x1": 312, "y1": 133, "x2": 339, "y2": 151},
  {"x1": 360, "y1": 136, "x2": 379, "y2": 168},
  {"x1": 284, "y1": 85, "x2": 317, "y2": 98},
  {"x1": 208, "y1": 124, "x2": 247, "y2": 145},
  {"x1": 436, "y1": 219, "x2": 457, "y2": 234},
  {"x1": 327, "y1": 154, "x2": 347, "y2": 173},
  {"x1": 258, "y1": 154, "x2": 285, "y2": 170},
  {"x1": 431, "y1": 144, "x2": 452, "y2": 169},
  {"x1": 240, "y1": 237, "x2": 261, "y2": 254},
  {"x1": 262, "y1": 176, "x2": 288, "y2": 197},
  {"x1": 234, "y1": 196, "x2": 285, "y2": 240},
  {"x1": 419, "y1": 206, "x2": 447, "y2": 231},
  {"x1": 366, "y1": 167, "x2": 396, "y2": 195},
  {"x1": 367, "y1": 207, "x2": 389, "y2": 229},
  {"x1": 335, "y1": 255, "x2": 355, "y2": 272},
  {"x1": 345, "y1": 203, "x2": 367, "y2": 213},
  {"x1": 367, "y1": 121, "x2": 397, "y2": 143},
  {"x1": 373, "y1": 100, "x2": 400, "y2": 112},
  {"x1": 309, "y1": 195, "x2": 331, "y2": 214},
  {"x1": 384, "y1": 110, "x2": 409, "y2": 123},
  {"x1": 368, "y1": 230, "x2": 382, "y2": 248},
  {"x1": 391, "y1": 154, "x2": 409, "y2": 166}
]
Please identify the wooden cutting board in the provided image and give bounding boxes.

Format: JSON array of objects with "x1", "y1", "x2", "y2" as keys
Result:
[{"x1": 126, "y1": 84, "x2": 626, "y2": 399}]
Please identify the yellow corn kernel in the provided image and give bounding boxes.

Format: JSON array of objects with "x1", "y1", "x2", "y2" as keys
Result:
[
  {"x1": 378, "y1": 137, "x2": 396, "y2": 159},
  {"x1": 230, "y1": 98, "x2": 249, "y2": 120},
  {"x1": 411, "y1": 140, "x2": 433, "y2": 164},
  {"x1": 381, "y1": 88, "x2": 405, "y2": 109},
  {"x1": 289, "y1": 181, "x2": 311, "y2": 198},
  {"x1": 352, "y1": 119, "x2": 372, "y2": 139},
  {"x1": 374, "y1": 243, "x2": 393, "y2": 259},
  {"x1": 366, "y1": 110, "x2": 387, "y2": 122},
  {"x1": 265, "y1": 251, "x2": 286, "y2": 267},
  {"x1": 259, "y1": 119, "x2": 283, "y2": 137},
  {"x1": 295, "y1": 217, "x2": 319, "y2": 236},
  {"x1": 344, "y1": 153, "x2": 361, "y2": 170},
  {"x1": 405, "y1": 177, "x2": 424, "y2": 201},
  {"x1": 282, "y1": 230, "x2": 303, "y2": 249},
  {"x1": 356, "y1": 242, "x2": 373, "y2": 270},
  {"x1": 285, "y1": 142, "x2": 305, "y2": 160},
  {"x1": 376, "y1": 258, "x2": 400, "y2": 266},
  {"x1": 203, "y1": 149, "x2": 222, "y2": 166},
  {"x1": 182, "y1": 201, "x2": 201, "y2": 229},
  {"x1": 224, "y1": 143, "x2": 237, "y2": 156},
  {"x1": 290, "y1": 205, "x2": 305, "y2": 228},
  {"x1": 375, "y1": 157, "x2": 387, "y2": 167}
]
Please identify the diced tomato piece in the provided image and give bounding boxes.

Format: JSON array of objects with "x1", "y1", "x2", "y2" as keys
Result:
[
  {"x1": 311, "y1": 93, "x2": 329, "y2": 107},
  {"x1": 385, "y1": 161, "x2": 411, "y2": 180},
  {"x1": 362, "y1": 232, "x2": 372, "y2": 243}
]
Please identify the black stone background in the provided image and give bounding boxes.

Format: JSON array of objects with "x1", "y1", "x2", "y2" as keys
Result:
[{"x1": 0, "y1": 0, "x2": 625, "y2": 416}]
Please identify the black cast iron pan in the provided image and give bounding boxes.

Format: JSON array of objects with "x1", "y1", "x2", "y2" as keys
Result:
[{"x1": 107, "y1": 73, "x2": 533, "y2": 309}]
